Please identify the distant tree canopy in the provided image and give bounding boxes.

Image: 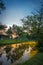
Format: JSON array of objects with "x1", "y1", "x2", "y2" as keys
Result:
[
  {"x1": 6, "y1": 24, "x2": 23, "y2": 36},
  {"x1": 12, "y1": 24, "x2": 23, "y2": 36},
  {"x1": 6, "y1": 27, "x2": 12, "y2": 35},
  {"x1": 0, "y1": 23, "x2": 7, "y2": 30}
]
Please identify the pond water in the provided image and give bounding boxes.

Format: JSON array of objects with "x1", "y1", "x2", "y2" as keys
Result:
[{"x1": 0, "y1": 43, "x2": 32, "y2": 65}]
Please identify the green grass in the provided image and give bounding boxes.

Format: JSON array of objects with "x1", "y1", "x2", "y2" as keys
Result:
[
  {"x1": 0, "y1": 39, "x2": 27, "y2": 45},
  {"x1": 0, "y1": 39, "x2": 35, "y2": 46},
  {"x1": 18, "y1": 53, "x2": 43, "y2": 65}
]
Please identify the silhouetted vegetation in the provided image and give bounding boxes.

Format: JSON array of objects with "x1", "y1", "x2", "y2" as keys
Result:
[{"x1": 21, "y1": 4, "x2": 43, "y2": 52}]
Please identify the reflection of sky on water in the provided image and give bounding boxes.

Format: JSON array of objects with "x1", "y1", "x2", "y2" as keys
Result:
[
  {"x1": 0, "y1": 44, "x2": 32, "y2": 65},
  {"x1": 15, "y1": 49, "x2": 30, "y2": 64},
  {"x1": 0, "y1": 53, "x2": 11, "y2": 65}
]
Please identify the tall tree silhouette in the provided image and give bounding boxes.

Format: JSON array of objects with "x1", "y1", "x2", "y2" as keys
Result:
[{"x1": 22, "y1": 4, "x2": 43, "y2": 52}]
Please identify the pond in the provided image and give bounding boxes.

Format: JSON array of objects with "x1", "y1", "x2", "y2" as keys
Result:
[{"x1": 0, "y1": 42, "x2": 33, "y2": 65}]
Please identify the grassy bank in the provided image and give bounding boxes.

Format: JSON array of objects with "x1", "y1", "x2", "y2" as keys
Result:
[
  {"x1": 0, "y1": 39, "x2": 27, "y2": 45},
  {"x1": 0, "y1": 39, "x2": 36, "y2": 46},
  {"x1": 18, "y1": 53, "x2": 43, "y2": 65}
]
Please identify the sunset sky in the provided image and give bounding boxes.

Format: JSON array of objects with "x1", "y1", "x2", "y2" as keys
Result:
[{"x1": 1, "y1": 0, "x2": 43, "y2": 27}]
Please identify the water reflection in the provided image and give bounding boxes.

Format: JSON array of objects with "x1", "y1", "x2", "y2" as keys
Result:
[{"x1": 0, "y1": 43, "x2": 32, "y2": 65}]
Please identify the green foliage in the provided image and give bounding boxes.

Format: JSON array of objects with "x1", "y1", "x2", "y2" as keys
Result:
[
  {"x1": 12, "y1": 24, "x2": 23, "y2": 36},
  {"x1": 6, "y1": 27, "x2": 12, "y2": 35},
  {"x1": 0, "y1": 24, "x2": 6, "y2": 30},
  {"x1": 36, "y1": 33, "x2": 43, "y2": 52},
  {"x1": 21, "y1": 4, "x2": 43, "y2": 52},
  {"x1": 18, "y1": 32, "x2": 29, "y2": 41},
  {"x1": 0, "y1": 39, "x2": 30, "y2": 46}
]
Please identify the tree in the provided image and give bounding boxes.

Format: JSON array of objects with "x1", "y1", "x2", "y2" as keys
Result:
[
  {"x1": 22, "y1": 4, "x2": 43, "y2": 34},
  {"x1": 0, "y1": 23, "x2": 7, "y2": 30},
  {"x1": 36, "y1": 4, "x2": 43, "y2": 52},
  {"x1": 6, "y1": 27, "x2": 13, "y2": 39},
  {"x1": 12, "y1": 24, "x2": 23, "y2": 36},
  {"x1": 21, "y1": 4, "x2": 43, "y2": 52},
  {"x1": 22, "y1": 14, "x2": 42, "y2": 33}
]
